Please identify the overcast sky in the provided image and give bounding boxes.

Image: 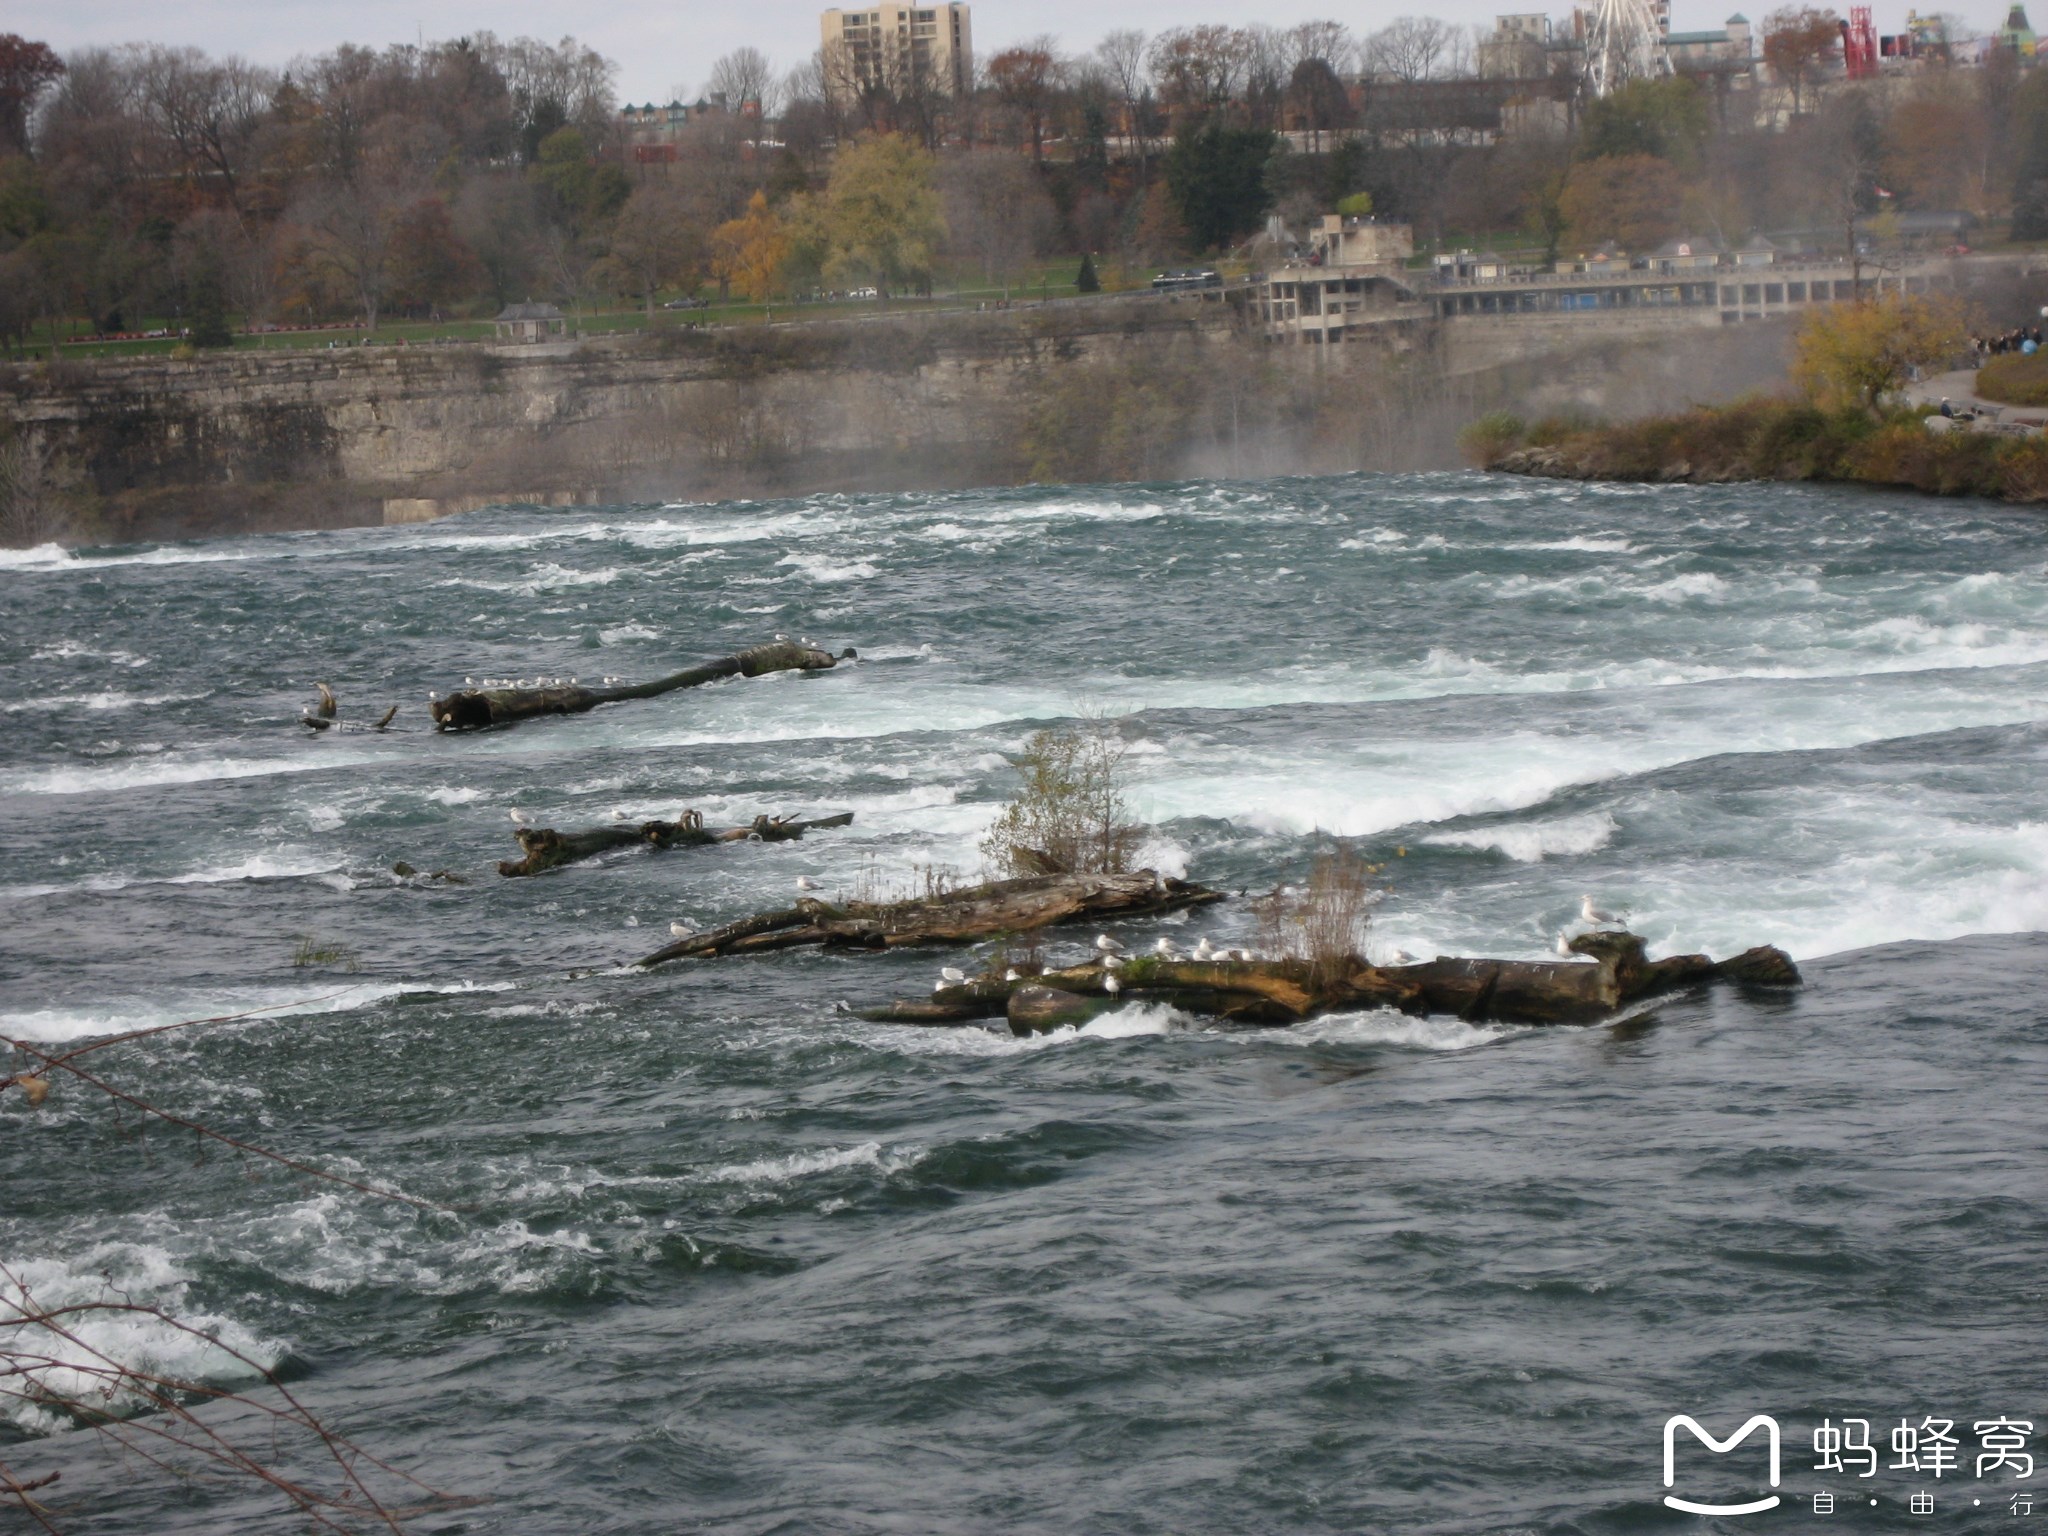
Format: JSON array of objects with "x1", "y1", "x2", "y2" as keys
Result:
[{"x1": 14, "y1": 0, "x2": 2014, "y2": 106}]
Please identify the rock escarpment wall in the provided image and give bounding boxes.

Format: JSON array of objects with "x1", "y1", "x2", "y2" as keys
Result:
[{"x1": 0, "y1": 305, "x2": 1238, "y2": 543}]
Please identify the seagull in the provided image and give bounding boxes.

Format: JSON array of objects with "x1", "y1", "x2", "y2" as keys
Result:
[
  {"x1": 940, "y1": 966, "x2": 967, "y2": 983},
  {"x1": 670, "y1": 921, "x2": 696, "y2": 938},
  {"x1": 1103, "y1": 973, "x2": 1121, "y2": 996},
  {"x1": 509, "y1": 808, "x2": 531, "y2": 825},
  {"x1": 1103, "y1": 953, "x2": 1123, "y2": 970},
  {"x1": 775, "y1": 632, "x2": 790, "y2": 642},
  {"x1": 795, "y1": 876, "x2": 821, "y2": 891},
  {"x1": 1193, "y1": 937, "x2": 1216, "y2": 961},
  {"x1": 465, "y1": 676, "x2": 474, "y2": 685},
  {"x1": 1153, "y1": 937, "x2": 1180, "y2": 956},
  {"x1": 1391, "y1": 948, "x2": 1418, "y2": 966},
  {"x1": 1094, "y1": 933, "x2": 1125, "y2": 955},
  {"x1": 1554, "y1": 931, "x2": 1574, "y2": 957},
  {"x1": 1580, "y1": 894, "x2": 1620, "y2": 926},
  {"x1": 1004, "y1": 969, "x2": 1021, "y2": 982}
]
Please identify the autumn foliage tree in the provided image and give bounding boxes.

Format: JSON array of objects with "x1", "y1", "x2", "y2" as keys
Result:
[
  {"x1": 804, "y1": 132, "x2": 945, "y2": 299},
  {"x1": 1557, "y1": 154, "x2": 1682, "y2": 251},
  {"x1": 1792, "y1": 292, "x2": 1968, "y2": 412},
  {"x1": 1762, "y1": 7, "x2": 1842, "y2": 117},
  {"x1": 709, "y1": 189, "x2": 790, "y2": 302},
  {"x1": 0, "y1": 34, "x2": 63, "y2": 155}
]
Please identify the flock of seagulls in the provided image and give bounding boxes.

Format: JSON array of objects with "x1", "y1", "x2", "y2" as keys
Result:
[{"x1": 460, "y1": 675, "x2": 615, "y2": 690}]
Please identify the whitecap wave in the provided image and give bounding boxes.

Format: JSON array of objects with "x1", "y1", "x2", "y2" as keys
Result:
[{"x1": 1426, "y1": 812, "x2": 1618, "y2": 863}]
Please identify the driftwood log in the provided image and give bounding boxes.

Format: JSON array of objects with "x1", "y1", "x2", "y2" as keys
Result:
[
  {"x1": 857, "y1": 930, "x2": 1801, "y2": 1033},
  {"x1": 499, "y1": 811, "x2": 854, "y2": 877},
  {"x1": 429, "y1": 640, "x2": 856, "y2": 731},
  {"x1": 637, "y1": 869, "x2": 1223, "y2": 965}
]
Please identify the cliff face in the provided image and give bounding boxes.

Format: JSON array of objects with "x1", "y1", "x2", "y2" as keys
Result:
[{"x1": 1, "y1": 305, "x2": 1240, "y2": 543}]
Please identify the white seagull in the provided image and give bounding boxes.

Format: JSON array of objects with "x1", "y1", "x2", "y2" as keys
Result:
[
  {"x1": 1554, "y1": 931, "x2": 1574, "y2": 957},
  {"x1": 1193, "y1": 937, "x2": 1216, "y2": 961},
  {"x1": 1004, "y1": 969, "x2": 1021, "y2": 982},
  {"x1": 796, "y1": 875, "x2": 822, "y2": 891},
  {"x1": 1103, "y1": 973, "x2": 1121, "y2": 996},
  {"x1": 1154, "y1": 937, "x2": 1180, "y2": 956},
  {"x1": 508, "y1": 808, "x2": 531, "y2": 825},
  {"x1": 1094, "y1": 933, "x2": 1125, "y2": 955},
  {"x1": 1391, "y1": 948, "x2": 1418, "y2": 966},
  {"x1": 940, "y1": 966, "x2": 967, "y2": 984},
  {"x1": 1580, "y1": 895, "x2": 1620, "y2": 926},
  {"x1": 670, "y1": 921, "x2": 696, "y2": 938}
]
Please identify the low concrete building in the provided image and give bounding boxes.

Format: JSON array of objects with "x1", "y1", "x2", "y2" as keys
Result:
[
  {"x1": 1256, "y1": 217, "x2": 1421, "y2": 344},
  {"x1": 495, "y1": 303, "x2": 566, "y2": 342}
]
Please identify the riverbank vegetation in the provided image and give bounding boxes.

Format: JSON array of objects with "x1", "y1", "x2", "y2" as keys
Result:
[
  {"x1": 1977, "y1": 351, "x2": 2048, "y2": 405},
  {"x1": 1464, "y1": 293, "x2": 2048, "y2": 502}
]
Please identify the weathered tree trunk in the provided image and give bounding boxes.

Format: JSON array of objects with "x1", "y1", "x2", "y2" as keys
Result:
[
  {"x1": 430, "y1": 640, "x2": 856, "y2": 731},
  {"x1": 637, "y1": 870, "x2": 1223, "y2": 966},
  {"x1": 857, "y1": 931, "x2": 1800, "y2": 1033},
  {"x1": 499, "y1": 811, "x2": 854, "y2": 877}
]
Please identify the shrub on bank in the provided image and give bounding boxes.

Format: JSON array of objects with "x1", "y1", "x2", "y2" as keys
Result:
[
  {"x1": 1976, "y1": 353, "x2": 2048, "y2": 407},
  {"x1": 1470, "y1": 394, "x2": 2048, "y2": 504}
]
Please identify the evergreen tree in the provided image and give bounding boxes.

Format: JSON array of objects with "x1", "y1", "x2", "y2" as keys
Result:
[
  {"x1": 189, "y1": 265, "x2": 233, "y2": 348},
  {"x1": 1164, "y1": 121, "x2": 1279, "y2": 251},
  {"x1": 1075, "y1": 252, "x2": 1100, "y2": 293}
]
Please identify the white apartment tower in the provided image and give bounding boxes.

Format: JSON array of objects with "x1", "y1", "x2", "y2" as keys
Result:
[{"x1": 821, "y1": 4, "x2": 974, "y2": 102}]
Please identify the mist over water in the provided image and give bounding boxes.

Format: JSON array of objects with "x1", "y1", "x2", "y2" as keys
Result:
[{"x1": 3, "y1": 473, "x2": 2045, "y2": 1532}]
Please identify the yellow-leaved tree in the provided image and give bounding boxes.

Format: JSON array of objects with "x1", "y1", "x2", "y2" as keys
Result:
[
  {"x1": 810, "y1": 133, "x2": 946, "y2": 300},
  {"x1": 1792, "y1": 292, "x2": 1968, "y2": 413},
  {"x1": 709, "y1": 191, "x2": 791, "y2": 303}
]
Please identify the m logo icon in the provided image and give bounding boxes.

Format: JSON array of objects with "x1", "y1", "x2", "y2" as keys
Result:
[{"x1": 1663, "y1": 1414, "x2": 1783, "y2": 1515}]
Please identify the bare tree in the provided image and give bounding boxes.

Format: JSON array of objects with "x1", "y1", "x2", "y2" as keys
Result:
[
  {"x1": 136, "y1": 47, "x2": 276, "y2": 223},
  {"x1": 1096, "y1": 29, "x2": 1151, "y2": 173},
  {"x1": 985, "y1": 38, "x2": 1064, "y2": 162},
  {"x1": 707, "y1": 46, "x2": 781, "y2": 124},
  {"x1": 597, "y1": 179, "x2": 705, "y2": 316},
  {"x1": 940, "y1": 148, "x2": 1056, "y2": 293},
  {"x1": 1364, "y1": 17, "x2": 1461, "y2": 83}
]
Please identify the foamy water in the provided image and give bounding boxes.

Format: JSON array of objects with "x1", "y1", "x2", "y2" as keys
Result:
[{"x1": 4, "y1": 472, "x2": 2046, "y2": 1533}]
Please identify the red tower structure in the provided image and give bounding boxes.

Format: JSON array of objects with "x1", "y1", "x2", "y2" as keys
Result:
[{"x1": 1844, "y1": 5, "x2": 1880, "y2": 76}]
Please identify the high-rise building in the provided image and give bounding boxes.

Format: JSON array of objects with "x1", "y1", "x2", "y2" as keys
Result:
[{"x1": 820, "y1": 4, "x2": 973, "y2": 103}]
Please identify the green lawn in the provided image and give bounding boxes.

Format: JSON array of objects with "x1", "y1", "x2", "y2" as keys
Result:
[{"x1": 21, "y1": 253, "x2": 1229, "y2": 361}]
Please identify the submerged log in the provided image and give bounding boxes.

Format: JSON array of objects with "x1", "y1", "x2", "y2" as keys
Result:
[
  {"x1": 637, "y1": 869, "x2": 1223, "y2": 966},
  {"x1": 857, "y1": 930, "x2": 1801, "y2": 1033},
  {"x1": 498, "y1": 810, "x2": 854, "y2": 877},
  {"x1": 429, "y1": 639, "x2": 856, "y2": 731}
]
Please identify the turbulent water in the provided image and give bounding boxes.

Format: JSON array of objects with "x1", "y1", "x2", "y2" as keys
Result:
[{"x1": 3, "y1": 474, "x2": 2046, "y2": 1533}]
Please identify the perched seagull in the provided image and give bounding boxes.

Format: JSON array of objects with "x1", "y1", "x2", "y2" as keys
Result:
[
  {"x1": 1103, "y1": 973, "x2": 1121, "y2": 996},
  {"x1": 1391, "y1": 948, "x2": 1419, "y2": 966},
  {"x1": 1004, "y1": 969, "x2": 1021, "y2": 982},
  {"x1": 795, "y1": 875, "x2": 822, "y2": 891},
  {"x1": 1153, "y1": 937, "x2": 1179, "y2": 956},
  {"x1": 775, "y1": 633, "x2": 790, "y2": 642},
  {"x1": 940, "y1": 966, "x2": 967, "y2": 984},
  {"x1": 1103, "y1": 953, "x2": 1123, "y2": 970},
  {"x1": 1554, "y1": 931, "x2": 1574, "y2": 957},
  {"x1": 1094, "y1": 933, "x2": 1126, "y2": 955},
  {"x1": 670, "y1": 921, "x2": 696, "y2": 938},
  {"x1": 464, "y1": 676, "x2": 475, "y2": 685},
  {"x1": 509, "y1": 808, "x2": 531, "y2": 825},
  {"x1": 1193, "y1": 937, "x2": 1217, "y2": 961},
  {"x1": 1580, "y1": 895, "x2": 1620, "y2": 927}
]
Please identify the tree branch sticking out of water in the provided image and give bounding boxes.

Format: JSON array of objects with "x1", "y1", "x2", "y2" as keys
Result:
[
  {"x1": 2, "y1": 999, "x2": 466, "y2": 1532},
  {"x1": 980, "y1": 720, "x2": 1143, "y2": 879}
]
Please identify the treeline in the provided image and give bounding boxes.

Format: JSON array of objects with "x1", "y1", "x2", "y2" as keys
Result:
[{"x1": 4, "y1": 16, "x2": 2048, "y2": 351}]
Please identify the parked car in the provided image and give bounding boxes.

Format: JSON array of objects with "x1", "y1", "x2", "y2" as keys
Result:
[
  {"x1": 849, "y1": 286, "x2": 879, "y2": 299},
  {"x1": 663, "y1": 297, "x2": 707, "y2": 309}
]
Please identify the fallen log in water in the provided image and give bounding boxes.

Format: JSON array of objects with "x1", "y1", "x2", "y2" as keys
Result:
[
  {"x1": 429, "y1": 639, "x2": 855, "y2": 731},
  {"x1": 499, "y1": 811, "x2": 854, "y2": 877},
  {"x1": 856, "y1": 930, "x2": 1801, "y2": 1033},
  {"x1": 636, "y1": 869, "x2": 1223, "y2": 966}
]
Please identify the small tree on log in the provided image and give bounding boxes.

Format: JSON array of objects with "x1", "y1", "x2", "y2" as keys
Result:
[
  {"x1": 1254, "y1": 845, "x2": 1384, "y2": 991},
  {"x1": 980, "y1": 721, "x2": 1143, "y2": 878}
]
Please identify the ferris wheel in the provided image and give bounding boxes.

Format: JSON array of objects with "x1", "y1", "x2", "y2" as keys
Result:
[{"x1": 1586, "y1": 0, "x2": 1673, "y2": 95}]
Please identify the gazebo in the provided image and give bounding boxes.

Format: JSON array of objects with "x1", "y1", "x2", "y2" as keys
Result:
[{"x1": 494, "y1": 302, "x2": 565, "y2": 341}]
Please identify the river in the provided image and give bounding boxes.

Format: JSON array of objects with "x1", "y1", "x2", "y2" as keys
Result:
[{"x1": 3, "y1": 472, "x2": 2044, "y2": 1532}]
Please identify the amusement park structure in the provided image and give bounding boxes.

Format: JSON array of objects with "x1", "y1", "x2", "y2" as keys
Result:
[{"x1": 1585, "y1": 0, "x2": 1674, "y2": 93}]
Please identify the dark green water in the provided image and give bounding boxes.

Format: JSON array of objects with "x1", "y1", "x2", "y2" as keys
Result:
[{"x1": 2, "y1": 473, "x2": 2045, "y2": 1532}]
